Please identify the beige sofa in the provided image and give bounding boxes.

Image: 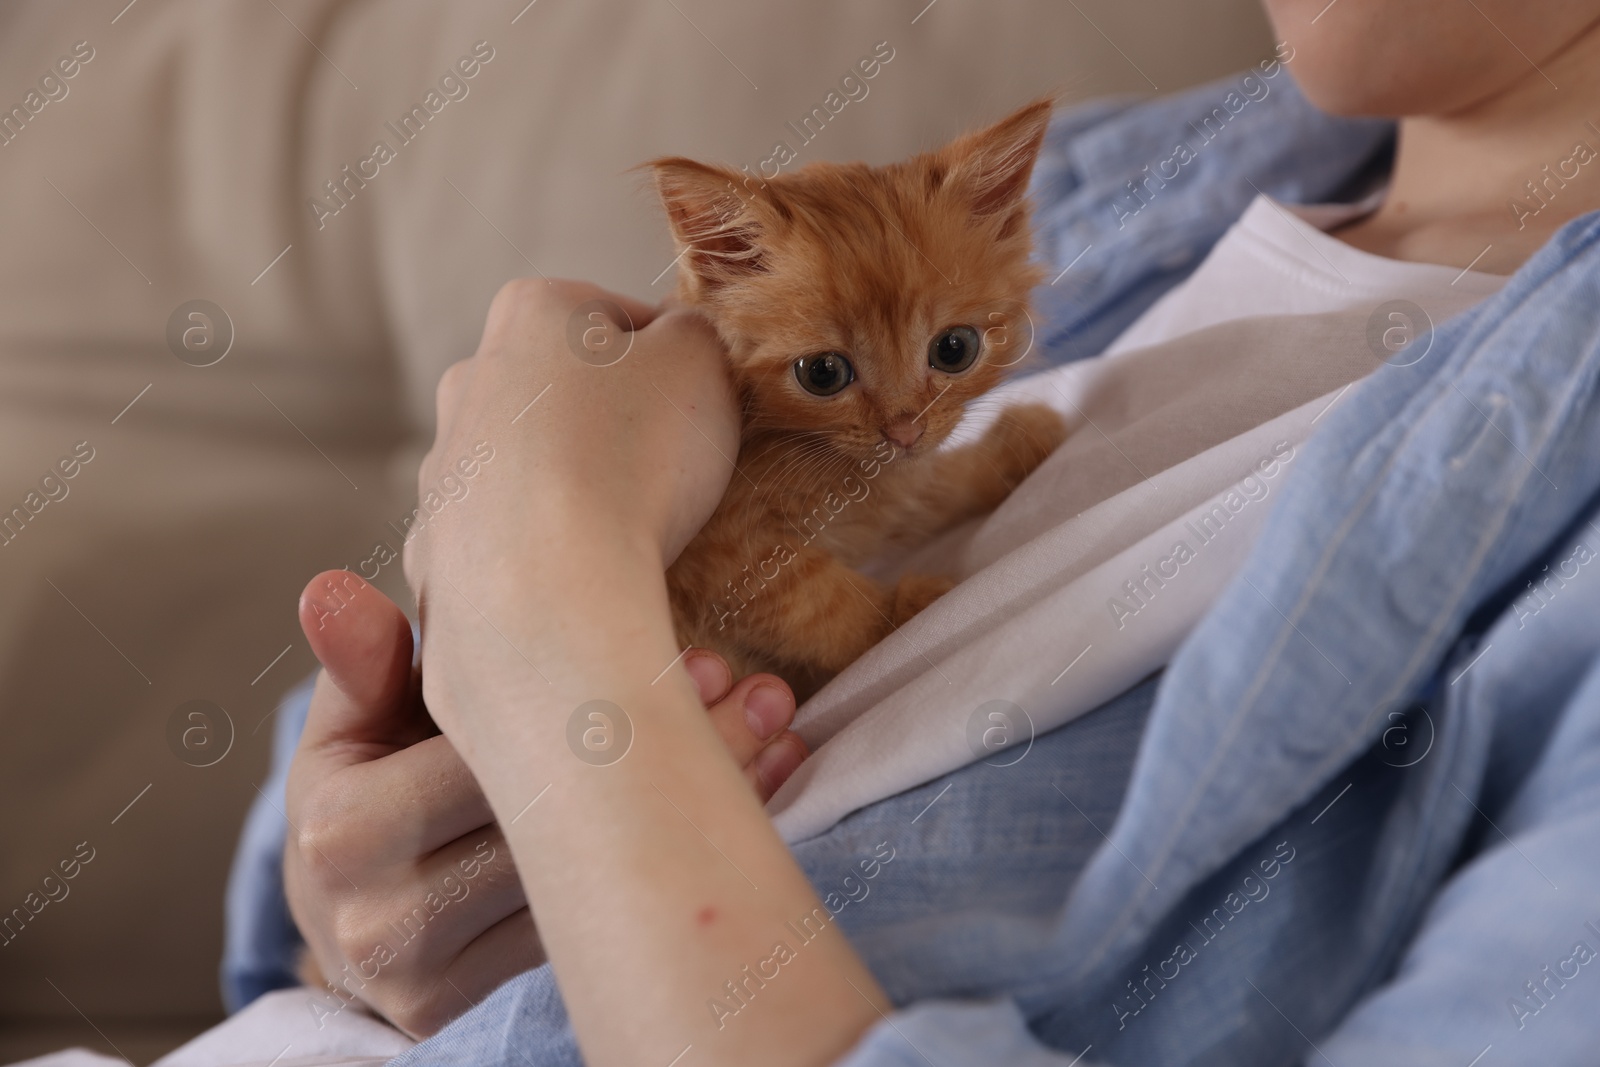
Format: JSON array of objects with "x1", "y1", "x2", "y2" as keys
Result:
[{"x1": 0, "y1": 1, "x2": 1270, "y2": 1061}]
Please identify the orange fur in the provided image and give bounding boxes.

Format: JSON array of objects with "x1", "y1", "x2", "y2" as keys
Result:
[{"x1": 651, "y1": 100, "x2": 1069, "y2": 691}]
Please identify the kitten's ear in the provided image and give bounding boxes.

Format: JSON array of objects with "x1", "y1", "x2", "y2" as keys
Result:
[
  {"x1": 649, "y1": 158, "x2": 768, "y2": 292},
  {"x1": 941, "y1": 99, "x2": 1054, "y2": 217}
]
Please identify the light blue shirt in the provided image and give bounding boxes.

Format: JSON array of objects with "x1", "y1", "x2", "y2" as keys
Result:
[{"x1": 226, "y1": 68, "x2": 1600, "y2": 1065}]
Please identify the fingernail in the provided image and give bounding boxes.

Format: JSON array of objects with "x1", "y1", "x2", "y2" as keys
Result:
[
  {"x1": 304, "y1": 572, "x2": 366, "y2": 631},
  {"x1": 744, "y1": 684, "x2": 793, "y2": 741},
  {"x1": 683, "y1": 651, "x2": 727, "y2": 699},
  {"x1": 754, "y1": 737, "x2": 805, "y2": 791}
]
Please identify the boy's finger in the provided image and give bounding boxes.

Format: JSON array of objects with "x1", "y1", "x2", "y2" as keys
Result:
[
  {"x1": 296, "y1": 570, "x2": 423, "y2": 761},
  {"x1": 749, "y1": 732, "x2": 809, "y2": 802},
  {"x1": 683, "y1": 648, "x2": 733, "y2": 706},
  {"x1": 704, "y1": 673, "x2": 797, "y2": 769}
]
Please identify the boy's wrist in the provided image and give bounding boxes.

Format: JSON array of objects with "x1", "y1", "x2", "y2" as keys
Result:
[{"x1": 417, "y1": 530, "x2": 677, "y2": 745}]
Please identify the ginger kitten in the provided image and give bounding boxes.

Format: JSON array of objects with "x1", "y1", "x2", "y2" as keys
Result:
[{"x1": 652, "y1": 100, "x2": 1068, "y2": 689}]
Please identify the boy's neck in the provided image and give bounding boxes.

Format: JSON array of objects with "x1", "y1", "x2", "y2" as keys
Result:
[{"x1": 1333, "y1": 20, "x2": 1600, "y2": 274}]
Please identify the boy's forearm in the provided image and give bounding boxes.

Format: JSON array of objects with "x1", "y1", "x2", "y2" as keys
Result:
[{"x1": 424, "y1": 536, "x2": 887, "y2": 1067}]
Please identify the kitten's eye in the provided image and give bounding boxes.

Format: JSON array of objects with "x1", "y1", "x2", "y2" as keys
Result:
[
  {"x1": 928, "y1": 325, "x2": 981, "y2": 373},
  {"x1": 794, "y1": 352, "x2": 855, "y2": 396}
]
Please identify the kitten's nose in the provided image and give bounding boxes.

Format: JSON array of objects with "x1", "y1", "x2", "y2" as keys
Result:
[{"x1": 884, "y1": 421, "x2": 924, "y2": 449}]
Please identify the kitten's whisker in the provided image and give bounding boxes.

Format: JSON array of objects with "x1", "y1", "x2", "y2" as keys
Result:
[
  {"x1": 772, "y1": 446, "x2": 852, "y2": 528},
  {"x1": 790, "y1": 451, "x2": 858, "y2": 519},
  {"x1": 743, "y1": 432, "x2": 793, "y2": 467},
  {"x1": 784, "y1": 444, "x2": 849, "y2": 505},
  {"x1": 754, "y1": 432, "x2": 827, "y2": 483},
  {"x1": 753, "y1": 435, "x2": 838, "y2": 513}
]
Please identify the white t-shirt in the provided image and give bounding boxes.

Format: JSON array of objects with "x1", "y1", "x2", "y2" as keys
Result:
[{"x1": 768, "y1": 194, "x2": 1507, "y2": 841}]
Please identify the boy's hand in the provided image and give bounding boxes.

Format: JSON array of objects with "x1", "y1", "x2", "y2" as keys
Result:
[{"x1": 282, "y1": 570, "x2": 806, "y2": 1037}]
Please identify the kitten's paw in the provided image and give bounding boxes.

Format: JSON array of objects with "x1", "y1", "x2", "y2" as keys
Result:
[
  {"x1": 984, "y1": 403, "x2": 1069, "y2": 487},
  {"x1": 891, "y1": 573, "x2": 956, "y2": 626}
]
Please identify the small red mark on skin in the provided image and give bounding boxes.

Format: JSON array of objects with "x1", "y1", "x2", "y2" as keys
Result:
[{"x1": 696, "y1": 906, "x2": 717, "y2": 927}]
